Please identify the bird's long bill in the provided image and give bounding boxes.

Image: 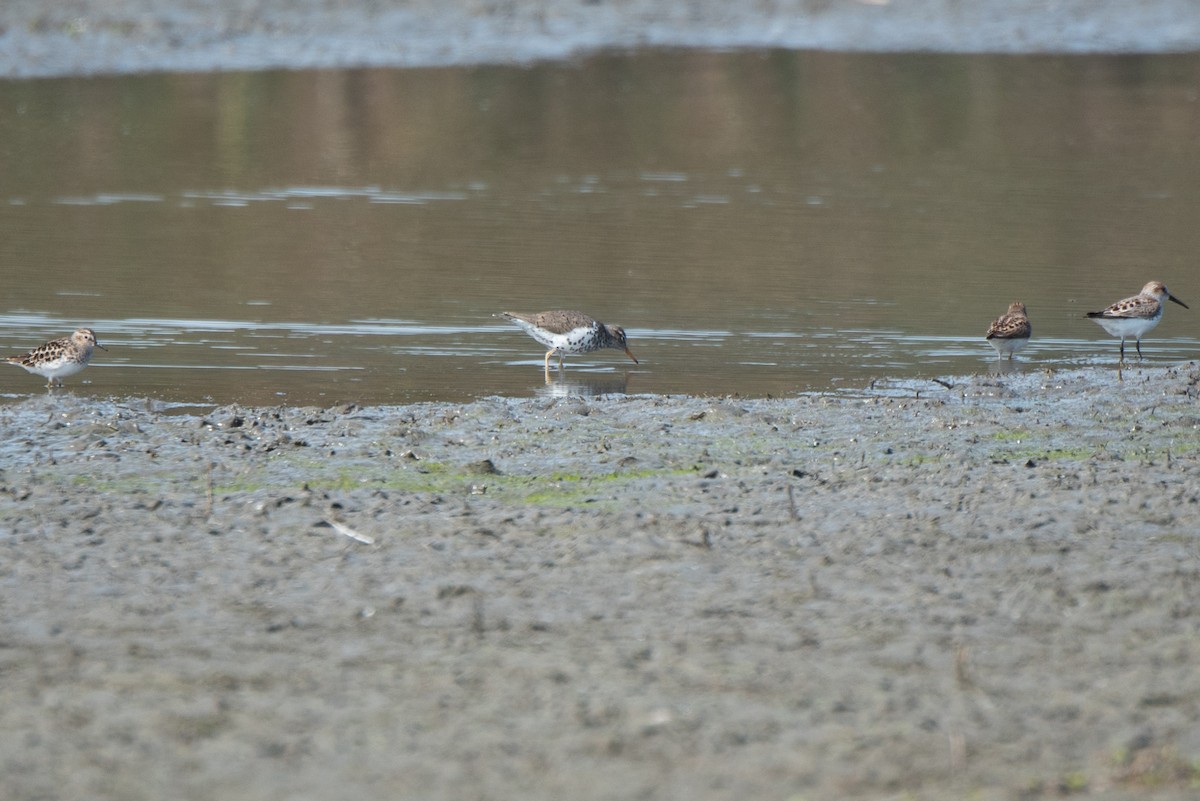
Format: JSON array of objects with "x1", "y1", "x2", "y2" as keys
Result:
[
  {"x1": 96, "y1": 343, "x2": 109, "y2": 351},
  {"x1": 624, "y1": 348, "x2": 639, "y2": 365},
  {"x1": 1169, "y1": 293, "x2": 1189, "y2": 309}
]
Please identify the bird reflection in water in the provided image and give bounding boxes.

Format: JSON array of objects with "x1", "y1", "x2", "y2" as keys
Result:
[{"x1": 537, "y1": 372, "x2": 632, "y2": 398}]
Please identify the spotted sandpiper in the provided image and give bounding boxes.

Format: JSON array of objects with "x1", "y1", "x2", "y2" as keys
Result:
[{"x1": 499, "y1": 310, "x2": 638, "y2": 378}]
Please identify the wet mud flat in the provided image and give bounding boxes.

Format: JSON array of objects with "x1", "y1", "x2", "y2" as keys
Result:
[{"x1": 2, "y1": 366, "x2": 1200, "y2": 800}]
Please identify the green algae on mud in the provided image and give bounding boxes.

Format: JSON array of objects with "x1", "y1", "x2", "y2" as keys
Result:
[{"x1": 2, "y1": 365, "x2": 1200, "y2": 801}]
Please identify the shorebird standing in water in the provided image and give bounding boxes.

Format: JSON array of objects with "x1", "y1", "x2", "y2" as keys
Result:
[
  {"x1": 1086, "y1": 281, "x2": 1187, "y2": 374},
  {"x1": 985, "y1": 301, "x2": 1032, "y2": 361},
  {"x1": 5, "y1": 328, "x2": 107, "y2": 387},
  {"x1": 499, "y1": 310, "x2": 638, "y2": 379}
]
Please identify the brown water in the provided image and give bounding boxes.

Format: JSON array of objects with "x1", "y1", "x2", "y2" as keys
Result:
[{"x1": 2, "y1": 51, "x2": 1198, "y2": 405}]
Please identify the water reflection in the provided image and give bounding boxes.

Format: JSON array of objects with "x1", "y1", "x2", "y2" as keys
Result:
[
  {"x1": 537, "y1": 373, "x2": 635, "y2": 399},
  {"x1": 986, "y1": 358, "x2": 1025, "y2": 378},
  {"x1": 1, "y1": 51, "x2": 1198, "y2": 405}
]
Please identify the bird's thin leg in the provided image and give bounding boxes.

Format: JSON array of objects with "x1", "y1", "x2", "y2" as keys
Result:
[
  {"x1": 1119, "y1": 339, "x2": 1125, "y2": 364},
  {"x1": 1135, "y1": 338, "x2": 1144, "y2": 361},
  {"x1": 558, "y1": 355, "x2": 565, "y2": 372}
]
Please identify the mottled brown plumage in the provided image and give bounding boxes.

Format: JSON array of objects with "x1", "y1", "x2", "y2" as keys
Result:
[
  {"x1": 1086, "y1": 281, "x2": 1188, "y2": 364},
  {"x1": 985, "y1": 301, "x2": 1032, "y2": 360},
  {"x1": 500, "y1": 310, "x2": 637, "y2": 375},
  {"x1": 5, "y1": 328, "x2": 106, "y2": 387}
]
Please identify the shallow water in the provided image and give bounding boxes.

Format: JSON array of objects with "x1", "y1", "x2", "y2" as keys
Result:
[{"x1": 1, "y1": 51, "x2": 1198, "y2": 405}]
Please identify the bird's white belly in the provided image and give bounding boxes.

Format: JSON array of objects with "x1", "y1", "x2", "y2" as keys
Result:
[
  {"x1": 989, "y1": 336, "x2": 1029, "y2": 356},
  {"x1": 27, "y1": 357, "x2": 84, "y2": 379},
  {"x1": 515, "y1": 320, "x2": 596, "y2": 353},
  {"x1": 1092, "y1": 315, "x2": 1161, "y2": 339}
]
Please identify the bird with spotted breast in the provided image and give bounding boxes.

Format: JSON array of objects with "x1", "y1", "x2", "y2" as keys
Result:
[
  {"x1": 499, "y1": 310, "x2": 637, "y2": 378},
  {"x1": 5, "y1": 328, "x2": 107, "y2": 387}
]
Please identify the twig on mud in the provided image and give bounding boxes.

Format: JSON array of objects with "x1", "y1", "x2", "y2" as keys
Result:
[
  {"x1": 954, "y1": 645, "x2": 975, "y2": 689},
  {"x1": 787, "y1": 484, "x2": 800, "y2": 520},
  {"x1": 949, "y1": 645, "x2": 973, "y2": 770},
  {"x1": 326, "y1": 519, "x2": 374, "y2": 545},
  {"x1": 472, "y1": 595, "x2": 486, "y2": 637},
  {"x1": 948, "y1": 729, "x2": 967, "y2": 771},
  {"x1": 685, "y1": 527, "x2": 714, "y2": 549},
  {"x1": 205, "y1": 462, "x2": 215, "y2": 519}
]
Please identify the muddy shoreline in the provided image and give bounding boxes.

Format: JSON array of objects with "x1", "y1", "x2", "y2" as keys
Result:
[
  {"x1": 4, "y1": 2, "x2": 1200, "y2": 798},
  {"x1": 3, "y1": 365, "x2": 1200, "y2": 799},
  {"x1": 2, "y1": 0, "x2": 1199, "y2": 78}
]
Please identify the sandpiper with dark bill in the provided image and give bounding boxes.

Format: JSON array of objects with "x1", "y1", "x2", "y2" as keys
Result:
[
  {"x1": 499, "y1": 310, "x2": 638, "y2": 378},
  {"x1": 1086, "y1": 281, "x2": 1188, "y2": 366},
  {"x1": 985, "y1": 301, "x2": 1032, "y2": 361},
  {"x1": 5, "y1": 328, "x2": 107, "y2": 387}
]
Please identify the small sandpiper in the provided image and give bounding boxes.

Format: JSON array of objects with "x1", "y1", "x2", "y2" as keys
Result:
[
  {"x1": 985, "y1": 301, "x2": 1032, "y2": 361},
  {"x1": 1086, "y1": 281, "x2": 1188, "y2": 366},
  {"x1": 5, "y1": 328, "x2": 107, "y2": 387},
  {"x1": 499, "y1": 310, "x2": 638, "y2": 377}
]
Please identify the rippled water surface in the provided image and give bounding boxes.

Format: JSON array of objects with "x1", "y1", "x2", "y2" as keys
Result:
[{"x1": 2, "y1": 51, "x2": 1198, "y2": 404}]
